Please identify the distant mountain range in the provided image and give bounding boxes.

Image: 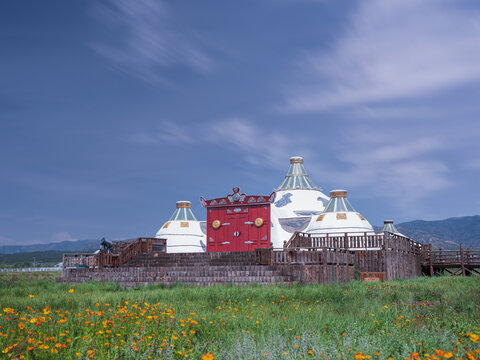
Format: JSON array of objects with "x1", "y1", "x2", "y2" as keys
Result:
[
  {"x1": 0, "y1": 239, "x2": 100, "y2": 254},
  {"x1": 396, "y1": 215, "x2": 480, "y2": 250}
]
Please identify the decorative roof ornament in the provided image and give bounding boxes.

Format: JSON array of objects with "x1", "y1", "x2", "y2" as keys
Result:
[
  {"x1": 201, "y1": 187, "x2": 275, "y2": 208},
  {"x1": 228, "y1": 187, "x2": 246, "y2": 203},
  {"x1": 275, "y1": 156, "x2": 320, "y2": 191}
]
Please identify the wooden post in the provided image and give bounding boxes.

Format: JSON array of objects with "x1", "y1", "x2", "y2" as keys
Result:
[
  {"x1": 460, "y1": 244, "x2": 465, "y2": 276},
  {"x1": 428, "y1": 244, "x2": 433, "y2": 276},
  {"x1": 322, "y1": 246, "x2": 327, "y2": 283},
  {"x1": 383, "y1": 235, "x2": 388, "y2": 280},
  {"x1": 62, "y1": 253, "x2": 66, "y2": 278}
]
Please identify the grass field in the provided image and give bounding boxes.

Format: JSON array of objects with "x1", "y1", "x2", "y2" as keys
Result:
[{"x1": 0, "y1": 273, "x2": 479, "y2": 359}]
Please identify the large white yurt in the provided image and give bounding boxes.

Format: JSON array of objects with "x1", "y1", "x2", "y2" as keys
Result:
[
  {"x1": 306, "y1": 190, "x2": 374, "y2": 235},
  {"x1": 155, "y1": 201, "x2": 206, "y2": 253},
  {"x1": 270, "y1": 156, "x2": 330, "y2": 247}
]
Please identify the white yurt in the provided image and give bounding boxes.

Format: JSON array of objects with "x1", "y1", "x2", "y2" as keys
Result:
[
  {"x1": 270, "y1": 156, "x2": 330, "y2": 247},
  {"x1": 306, "y1": 190, "x2": 374, "y2": 235},
  {"x1": 155, "y1": 201, "x2": 206, "y2": 253}
]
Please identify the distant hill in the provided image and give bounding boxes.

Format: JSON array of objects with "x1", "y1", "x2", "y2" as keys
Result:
[
  {"x1": 0, "y1": 239, "x2": 100, "y2": 254},
  {"x1": 0, "y1": 251, "x2": 68, "y2": 266},
  {"x1": 396, "y1": 215, "x2": 480, "y2": 250}
]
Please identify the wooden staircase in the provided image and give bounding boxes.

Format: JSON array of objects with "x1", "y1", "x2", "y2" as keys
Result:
[{"x1": 62, "y1": 251, "x2": 293, "y2": 286}]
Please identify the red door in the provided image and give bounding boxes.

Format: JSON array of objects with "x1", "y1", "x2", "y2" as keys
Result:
[{"x1": 225, "y1": 214, "x2": 247, "y2": 251}]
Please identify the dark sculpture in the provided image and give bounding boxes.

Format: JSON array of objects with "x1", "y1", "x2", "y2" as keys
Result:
[{"x1": 100, "y1": 237, "x2": 113, "y2": 253}]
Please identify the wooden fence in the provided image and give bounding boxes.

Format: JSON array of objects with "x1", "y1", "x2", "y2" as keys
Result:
[
  {"x1": 256, "y1": 247, "x2": 353, "y2": 266},
  {"x1": 285, "y1": 231, "x2": 425, "y2": 280}
]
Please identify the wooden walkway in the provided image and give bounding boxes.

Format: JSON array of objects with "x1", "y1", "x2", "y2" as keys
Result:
[{"x1": 423, "y1": 244, "x2": 480, "y2": 276}]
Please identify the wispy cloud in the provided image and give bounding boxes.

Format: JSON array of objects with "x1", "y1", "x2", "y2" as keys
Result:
[
  {"x1": 463, "y1": 160, "x2": 480, "y2": 170},
  {"x1": 128, "y1": 118, "x2": 313, "y2": 170},
  {"x1": 127, "y1": 117, "x2": 452, "y2": 210},
  {"x1": 128, "y1": 121, "x2": 194, "y2": 144},
  {"x1": 205, "y1": 118, "x2": 315, "y2": 170},
  {"x1": 284, "y1": 0, "x2": 480, "y2": 112},
  {"x1": 316, "y1": 129, "x2": 451, "y2": 207},
  {"x1": 92, "y1": 0, "x2": 213, "y2": 84}
]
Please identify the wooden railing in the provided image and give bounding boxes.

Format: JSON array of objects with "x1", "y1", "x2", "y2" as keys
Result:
[
  {"x1": 63, "y1": 253, "x2": 99, "y2": 268},
  {"x1": 285, "y1": 231, "x2": 423, "y2": 253},
  {"x1": 424, "y1": 244, "x2": 480, "y2": 276},
  {"x1": 119, "y1": 237, "x2": 166, "y2": 265},
  {"x1": 63, "y1": 237, "x2": 166, "y2": 269},
  {"x1": 385, "y1": 233, "x2": 424, "y2": 255}
]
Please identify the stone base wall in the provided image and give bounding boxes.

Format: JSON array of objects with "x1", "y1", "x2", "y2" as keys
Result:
[{"x1": 60, "y1": 251, "x2": 356, "y2": 287}]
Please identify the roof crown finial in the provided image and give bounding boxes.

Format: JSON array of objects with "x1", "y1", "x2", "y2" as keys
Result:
[
  {"x1": 176, "y1": 201, "x2": 192, "y2": 208},
  {"x1": 329, "y1": 190, "x2": 347, "y2": 198},
  {"x1": 290, "y1": 156, "x2": 303, "y2": 164}
]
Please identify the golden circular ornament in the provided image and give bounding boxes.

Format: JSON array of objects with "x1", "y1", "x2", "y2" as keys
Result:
[
  {"x1": 254, "y1": 218, "x2": 264, "y2": 227},
  {"x1": 212, "y1": 220, "x2": 221, "y2": 229}
]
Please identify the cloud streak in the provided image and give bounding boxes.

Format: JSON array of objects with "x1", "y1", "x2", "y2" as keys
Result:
[
  {"x1": 92, "y1": 0, "x2": 213, "y2": 84},
  {"x1": 128, "y1": 121, "x2": 194, "y2": 144},
  {"x1": 284, "y1": 0, "x2": 480, "y2": 112}
]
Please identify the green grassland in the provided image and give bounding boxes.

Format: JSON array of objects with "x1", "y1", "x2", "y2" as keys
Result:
[{"x1": 0, "y1": 274, "x2": 479, "y2": 359}]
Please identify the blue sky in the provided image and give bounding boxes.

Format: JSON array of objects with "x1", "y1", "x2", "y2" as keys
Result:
[{"x1": 1, "y1": 0, "x2": 480, "y2": 245}]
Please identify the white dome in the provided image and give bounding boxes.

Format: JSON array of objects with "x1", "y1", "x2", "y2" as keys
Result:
[
  {"x1": 270, "y1": 157, "x2": 329, "y2": 247},
  {"x1": 155, "y1": 201, "x2": 206, "y2": 253},
  {"x1": 306, "y1": 190, "x2": 373, "y2": 234}
]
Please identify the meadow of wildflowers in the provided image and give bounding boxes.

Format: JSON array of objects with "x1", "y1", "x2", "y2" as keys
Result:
[{"x1": 0, "y1": 273, "x2": 479, "y2": 359}]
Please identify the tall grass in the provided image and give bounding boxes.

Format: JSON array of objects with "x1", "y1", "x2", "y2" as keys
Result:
[{"x1": 0, "y1": 274, "x2": 479, "y2": 359}]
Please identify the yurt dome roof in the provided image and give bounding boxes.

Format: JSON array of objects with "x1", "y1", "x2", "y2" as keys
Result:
[
  {"x1": 382, "y1": 220, "x2": 398, "y2": 232},
  {"x1": 323, "y1": 190, "x2": 356, "y2": 213},
  {"x1": 306, "y1": 189, "x2": 373, "y2": 234},
  {"x1": 381, "y1": 220, "x2": 404, "y2": 236},
  {"x1": 169, "y1": 201, "x2": 197, "y2": 221},
  {"x1": 275, "y1": 156, "x2": 320, "y2": 191}
]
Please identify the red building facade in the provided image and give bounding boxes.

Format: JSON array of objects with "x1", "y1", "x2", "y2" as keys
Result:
[{"x1": 200, "y1": 187, "x2": 275, "y2": 252}]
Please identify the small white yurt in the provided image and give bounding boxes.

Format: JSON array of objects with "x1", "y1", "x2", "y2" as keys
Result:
[
  {"x1": 306, "y1": 190, "x2": 374, "y2": 235},
  {"x1": 271, "y1": 156, "x2": 330, "y2": 247},
  {"x1": 155, "y1": 201, "x2": 206, "y2": 253},
  {"x1": 381, "y1": 220, "x2": 404, "y2": 236}
]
